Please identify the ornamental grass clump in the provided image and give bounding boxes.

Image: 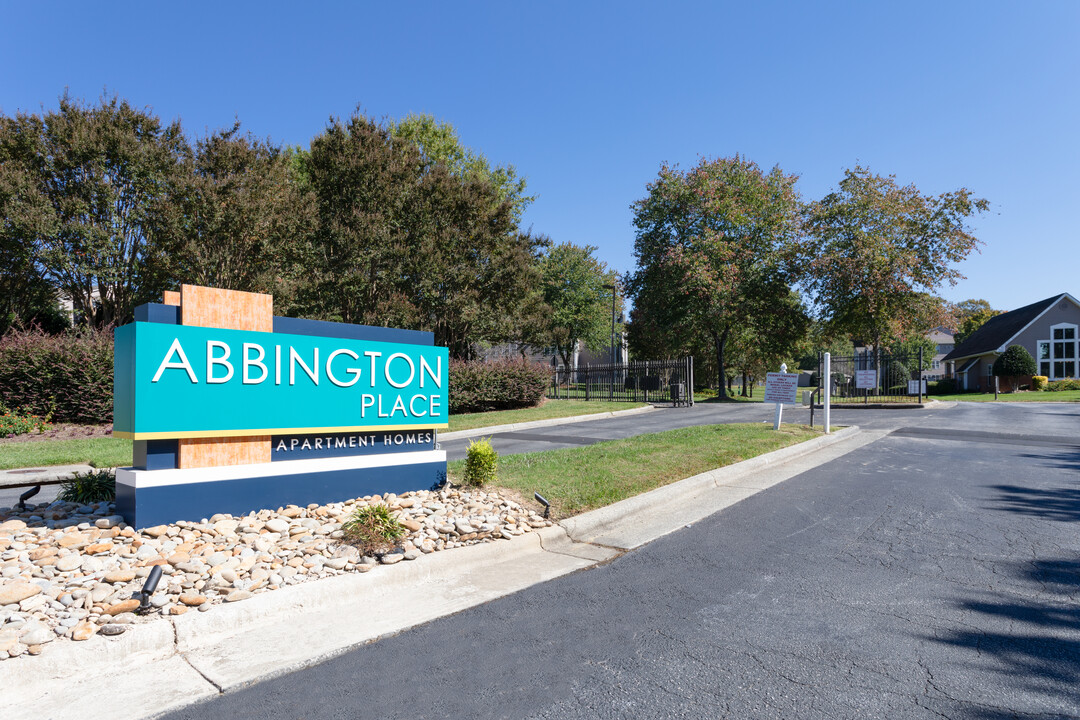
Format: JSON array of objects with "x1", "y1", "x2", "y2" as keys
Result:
[
  {"x1": 342, "y1": 504, "x2": 406, "y2": 556},
  {"x1": 58, "y1": 469, "x2": 116, "y2": 504},
  {"x1": 464, "y1": 437, "x2": 498, "y2": 487}
]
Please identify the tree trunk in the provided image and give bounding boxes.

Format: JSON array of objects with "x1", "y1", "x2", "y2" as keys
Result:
[
  {"x1": 714, "y1": 327, "x2": 729, "y2": 400},
  {"x1": 741, "y1": 372, "x2": 748, "y2": 397}
]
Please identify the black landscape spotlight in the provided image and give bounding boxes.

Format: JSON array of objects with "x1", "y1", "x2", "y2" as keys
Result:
[
  {"x1": 534, "y1": 492, "x2": 551, "y2": 519},
  {"x1": 137, "y1": 565, "x2": 164, "y2": 614},
  {"x1": 17, "y1": 485, "x2": 40, "y2": 511}
]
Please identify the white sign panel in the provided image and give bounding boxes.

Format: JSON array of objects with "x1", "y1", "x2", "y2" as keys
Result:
[
  {"x1": 907, "y1": 379, "x2": 927, "y2": 395},
  {"x1": 764, "y1": 372, "x2": 799, "y2": 404},
  {"x1": 855, "y1": 370, "x2": 876, "y2": 390}
]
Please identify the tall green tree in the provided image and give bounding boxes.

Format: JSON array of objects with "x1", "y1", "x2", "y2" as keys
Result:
[
  {"x1": 951, "y1": 298, "x2": 1001, "y2": 343},
  {"x1": 162, "y1": 125, "x2": 315, "y2": 313},
  {"x1": 539, "y1": 242, "x2": 621, "y2": 368},
  {"x1": 627, "y1": 156, "x2": 805, "y2": 392},
  {"x1": 302, "y1": 111, "x2": 544, "y2": 357},
  {"x1": 803, "y1": 166, "x2": 988, "y2": 353},
  {"x1": 0, "y1": 93, "x2": 189, "y2": 327},
  {"x1": 390, "y1": 114, "x2": 534, "y2": 224}
]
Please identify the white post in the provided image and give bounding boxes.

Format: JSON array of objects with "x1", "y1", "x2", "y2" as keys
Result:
[
  {"x1": 773, "y1": 362, "x2": 787, "y2": 430},
  {"x1": 823, "y1": 352, "x2": 831, "y2": 435}
]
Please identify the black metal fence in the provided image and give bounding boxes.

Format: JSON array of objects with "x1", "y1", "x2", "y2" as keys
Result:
[
  {"x1": 548, "y1": 358, "x2": 694, "y2": 406},
  {"x1": 818, "y1": 349, "x2": 924, "y2": 404}
]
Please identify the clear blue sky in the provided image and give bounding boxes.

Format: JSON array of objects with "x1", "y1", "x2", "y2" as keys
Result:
[{"x1": 2, "y1": 1, "x2": 1076, "y2": 312}]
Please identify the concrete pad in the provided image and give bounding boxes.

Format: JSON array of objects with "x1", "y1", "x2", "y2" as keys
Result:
[
  {"x1": 175, "y1": 531, "x2": 598, "y2": 691},
  {"x1": 0, "y1": 622, "x2": 211, "y2": 720}
]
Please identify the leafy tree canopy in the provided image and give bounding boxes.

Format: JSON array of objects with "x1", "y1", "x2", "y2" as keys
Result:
[
  {"x1": 0, "y1": 92, "x2": 188, "y2": 328},
  {"x1": 803, "y1": 166, "x2": 989, "y2": 350},
  {"x1": 627, "y1": 156, "x2": 806, "y2": 392},
  {"x1": 390, "y1": 114, "x2": 535, "y2": 224},
  {"x1": 539, "y1": 242, "x2": 620, "y2": 368},
  {"x1": 951, "y1": 298, "x2": 1002, "y2": 343}
]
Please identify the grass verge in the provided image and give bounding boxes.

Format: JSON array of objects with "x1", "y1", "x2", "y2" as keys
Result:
[
  {"x1": 930, "y1": 390, "x2": 1080, "y2": 403},
  {"x1": 0, "y1": 400, "x2": 647, "y2": 470},
  {"x1": 0, "y1": 437, "x2": 132, "y2": 470},
  {"x1": 448, "y1": 422, "x2": 821, "y2": 517},
  {"x1": 447, "y1": 400, "x2": 648, "y2": 433}
]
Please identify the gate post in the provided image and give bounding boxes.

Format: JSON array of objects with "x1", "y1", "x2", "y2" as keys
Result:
[
  {"x1": 918, "y1": 347, "x2": 924, "y2": 403},
  {"x1": 585, "y1": 364, "x2": 590, "y2": 401},
  {"x1": 823, "y1": 352, "x2": 831, "y2": 434},
  {"x1": 644, "y1": 360, "x2": 649, "y2": 403}
]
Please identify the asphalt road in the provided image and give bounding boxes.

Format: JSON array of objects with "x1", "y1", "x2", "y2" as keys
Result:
[{"x1": 163, "y1": 402, "x2": 1080, "y2": 720}]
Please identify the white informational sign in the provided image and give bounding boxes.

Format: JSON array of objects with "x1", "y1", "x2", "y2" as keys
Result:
[
  {"x1": 764, "y1": 372, "x2": 799, "y2": 404},
  {"x1": 907, "y1": 379, "x2": 927, "y2": 395},
  {"x1": 855, "y1": 370, "x2": 876, "y2": 390}
]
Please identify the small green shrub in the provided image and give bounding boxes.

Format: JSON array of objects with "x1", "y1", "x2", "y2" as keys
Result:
[
  {"x1": 0, "y1": 405, "x2": 51, "y2": 437},
  {"x1": 928, "y1": 378, "x2": 957, "y2": 395},
  {"x1": 58, "y1": 469, "x2": 116, "y2": 504},
  {"x1": 1046, "y1": 378, "x2": 1080, "y2": 391},
  {"x1": 342, "y1": 504, "x2": 405, "y2": 555},
  {"x1": 464, "y1": 437, "x2": 498, "y2": 487},
  {"x1": 993, "y1": 345, "x2": 1037, "y2": 390}
]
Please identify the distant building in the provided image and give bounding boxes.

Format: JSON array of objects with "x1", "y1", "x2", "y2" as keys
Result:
[
  {"x1": 943, "y1": 293, "x2": 1080, "y2": 391},
  {"x1": 925, "y1": 326, "x2": 954, "y2": 381}
]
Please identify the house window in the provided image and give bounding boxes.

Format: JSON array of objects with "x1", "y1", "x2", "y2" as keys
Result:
[{"x1": 1043, "y1": 324, "x2": 1079, "y2": 379}]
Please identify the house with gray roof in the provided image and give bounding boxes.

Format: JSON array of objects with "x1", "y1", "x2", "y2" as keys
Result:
[{"x1": 942, "y1": 293, "x2": 1080, "y2": 391}]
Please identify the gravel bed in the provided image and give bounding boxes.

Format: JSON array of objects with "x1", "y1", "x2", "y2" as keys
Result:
[{"x1": 0, "y1": 487, "x2": 552, "y2": 660}]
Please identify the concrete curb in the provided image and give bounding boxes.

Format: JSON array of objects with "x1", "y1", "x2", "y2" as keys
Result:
[
  {"x1": 559, "y1": 426, "x2": 861, "y2": 548},
  {"x1": 439, "y1": 404, "x2": 656, "y2": 441},
  {"x1": 3, "y1": 422, "x2": 876, "y2": 720},
  {"x1": 0, "y1": 464, "x2": 95, "y2": 490}
]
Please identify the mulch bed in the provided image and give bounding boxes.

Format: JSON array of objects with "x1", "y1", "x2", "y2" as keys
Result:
[{"x1": 0, "y1": 424, "x2": 114, "y2": 445}]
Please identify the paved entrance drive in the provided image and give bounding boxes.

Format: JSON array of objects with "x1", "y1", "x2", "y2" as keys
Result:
[{"x1": 163, "y1": 403, "x2": 1080, "y2": 719}]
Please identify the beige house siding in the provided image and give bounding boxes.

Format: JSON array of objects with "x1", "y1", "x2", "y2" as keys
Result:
[{"x1": 1010, "y1": 296, "x2": 1080, "y2": 379}]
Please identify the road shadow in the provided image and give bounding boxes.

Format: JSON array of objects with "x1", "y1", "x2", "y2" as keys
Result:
[
  {"x1": 1015, "y1": 446, "x2": 1080, "y2": 474},
  {"x1": 928, "y1": 558, "x2": 1080, "y2": 718},
  {"x1": 981, "y1": 447, "x2": 1080, "y2": 522}
]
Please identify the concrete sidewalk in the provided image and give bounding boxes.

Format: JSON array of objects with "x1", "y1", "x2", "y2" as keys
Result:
[{"x1": 3, "y1": 425, "x2": 871, "y2": 720}]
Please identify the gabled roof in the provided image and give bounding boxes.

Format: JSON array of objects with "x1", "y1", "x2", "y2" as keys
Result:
[{"x1": 943, "y1": 294, "x2": 1071, "y2": 362}]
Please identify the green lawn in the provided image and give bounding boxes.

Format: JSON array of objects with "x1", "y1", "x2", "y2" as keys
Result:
[
  {"x1": 931, "y1": 390, "x2": 1080, "y2": 403},
  {"x1": 0, "y1": 401, "x2": 646, "y2": 470},
  {"x1": 0, "y1": 437, "x2": 132, "y2": 470},
  {"x1": 447, "y1": 400, "x2": 648, "y2": 433},
  {"x1": 448, "y1": 422, "x2": 821, "y2": 517},
  {"x1": 695, "y1": 391, "x2": 764, "y2": 403}
]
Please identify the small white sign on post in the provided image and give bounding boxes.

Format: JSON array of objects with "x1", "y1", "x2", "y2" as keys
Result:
[
  {"x1": 855, "y1": 370, "x2": 876, "y2": 390},
  {"x1": 764, "y1": 366, "x2": 799, "y2": 430},
  {"x1": 907, "y1": 379, "x2": 927, "y2": 395}
]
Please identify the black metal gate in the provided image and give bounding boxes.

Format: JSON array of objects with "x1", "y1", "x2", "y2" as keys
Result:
[
  {"x1": 549, "y1": 357, "x2": 694, "y2": 406},
  {"x1": 818, "y1": 349, "x2": 925, "y2": 404}
]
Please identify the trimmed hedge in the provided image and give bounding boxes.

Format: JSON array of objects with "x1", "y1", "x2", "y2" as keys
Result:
[
  {"x1": 0, "y1": 327, "x2": 114, "y2": 424},
  {"x1": 449, "y1": 359, "x2": 548, "y2": 414}
]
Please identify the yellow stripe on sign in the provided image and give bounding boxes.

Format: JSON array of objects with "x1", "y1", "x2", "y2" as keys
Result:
[{"x1": 112, "y1": 423, "x2": 450, "y2": 440}]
